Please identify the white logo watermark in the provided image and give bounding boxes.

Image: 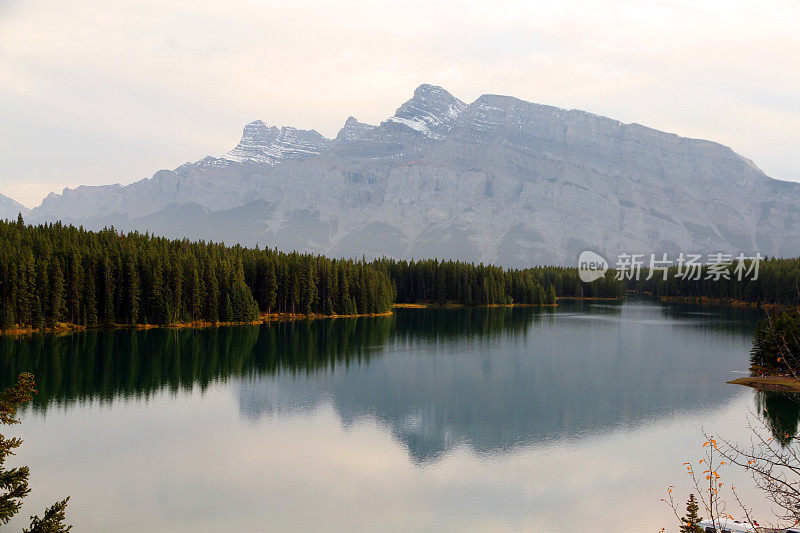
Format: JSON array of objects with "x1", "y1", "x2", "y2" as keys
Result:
[
  {"x1": 577, "y1": 250, "x2": 609, "y2": 283},
  {"x1": 577, "y1": 251, "x2": 762, "y2": 282}
]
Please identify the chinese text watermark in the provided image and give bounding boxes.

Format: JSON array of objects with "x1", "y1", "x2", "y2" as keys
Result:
[{"x1": 578, "y1": 251, "x2": 762, "y2": 282}]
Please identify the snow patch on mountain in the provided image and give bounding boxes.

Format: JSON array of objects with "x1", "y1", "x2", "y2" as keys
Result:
[
  {"x1": 385, "y1": 84, "x2": 467, "y2": 138},
  {"x1": 224, "y1": 120, "x2": 331, "y2": 165}
]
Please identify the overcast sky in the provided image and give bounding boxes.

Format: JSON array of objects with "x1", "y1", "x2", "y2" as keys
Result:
[{"x1": 1, "y1": 0, "x2": 798, "y2": 207}]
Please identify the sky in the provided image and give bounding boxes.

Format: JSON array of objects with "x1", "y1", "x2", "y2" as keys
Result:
[{"x1": 0, "y1": 0, "x2": 798, "y2": 208}]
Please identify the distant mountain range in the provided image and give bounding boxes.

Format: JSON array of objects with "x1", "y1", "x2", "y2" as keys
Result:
[{"x1": 8, "y1": 84, "x2": 800, "y2": 266}]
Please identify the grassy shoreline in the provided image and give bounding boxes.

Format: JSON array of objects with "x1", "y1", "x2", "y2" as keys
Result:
[
  {"x1": 0, "y1": 310, "x2": 395, "y2": 338},
  {"x1": 0, "y1": 300, "x2": 575, "y2": 337},
  {"x1": 392, "y1": 302, "x2": 560, "y2": 309},
  {"x1": 555, "y1": 296, "x2": 624, "y2": 301},
  {"x1": 728, "y1": 376, "x2": 800, "y2": 394}
]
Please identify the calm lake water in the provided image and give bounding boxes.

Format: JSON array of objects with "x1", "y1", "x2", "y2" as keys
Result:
[{"x1": 1, "y1": 300, "x2": 787, "y2": 531}]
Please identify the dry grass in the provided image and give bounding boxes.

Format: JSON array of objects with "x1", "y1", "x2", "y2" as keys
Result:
[{"x1": 728, "y1": 375, "x2": 800, "y2": 393}]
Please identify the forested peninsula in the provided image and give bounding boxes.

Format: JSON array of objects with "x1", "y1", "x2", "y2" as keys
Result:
[{"x1": 0, "y1": 217, "x2": 621, "y2": 335}]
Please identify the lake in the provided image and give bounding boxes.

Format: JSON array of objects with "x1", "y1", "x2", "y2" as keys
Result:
[{"x1": 1, "y1": 300, "x2": 786, "y2": 531}]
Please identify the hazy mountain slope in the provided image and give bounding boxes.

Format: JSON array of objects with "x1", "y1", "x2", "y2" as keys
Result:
[
  {"x1": 0, "y1": 193, "x2": 28, "y2": 221},
  {"x1": 27, "y1": 84, "x2": 800, "y2": 265}
]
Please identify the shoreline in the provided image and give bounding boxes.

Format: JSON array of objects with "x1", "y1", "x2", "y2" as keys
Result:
[
  {"x1": 18, "y1": 295, "x2": 780, "y2": 337},
  {"x1": 0, "y1": 310, "x2": 394, "y2": 338},
  {"x1": 658, "y1": 295, "x2": 790, "y2": 311},
  {"x1": 555, "y1": 296, "x2": 624, "y2": 301},
  {"x1": 0, "y1": 301, "x2": 573, "y2": 337},
  {"x1": 728, "y1": 375, "x2": 800, "y2": 394},
  {"x1": 393, "y1": 302, "x2": 560, "y2": 309}
]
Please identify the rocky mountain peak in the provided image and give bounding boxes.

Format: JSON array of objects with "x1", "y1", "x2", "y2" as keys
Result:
[
  {"x1": 224, "y1": 121, "x2": 331, "y2": 165},
  {"x1": 335, "y1": 116, "x2": 376, "y2": 142},
  {"x1": 386, "y1": 84, "x2": 467, "y2": 138}
]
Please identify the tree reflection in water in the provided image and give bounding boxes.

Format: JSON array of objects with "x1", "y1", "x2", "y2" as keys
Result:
[{"x1": 756, "y1": 391, "x2": 800, "y2": 447}]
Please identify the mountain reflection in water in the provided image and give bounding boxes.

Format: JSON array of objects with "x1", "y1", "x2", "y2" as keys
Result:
[{"x1": 1, "y1": 301, "x2": 764, "y2": 463}]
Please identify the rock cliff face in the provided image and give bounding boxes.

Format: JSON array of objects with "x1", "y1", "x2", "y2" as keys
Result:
[
  {"x1": 26, "y1": 84, "x2": 800, "y2": 266},
  {"x1": 223, "y1": 121, "x2": 331, "y2": 165}
]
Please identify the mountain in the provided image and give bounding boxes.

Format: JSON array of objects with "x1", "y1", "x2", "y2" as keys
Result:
[
  {"x1": 384, "y1": 83, "x2": 466, "y2": 138},
  {"x1": 0, "y1": 193, "x2": 28, "y2": 221},
  {"x1": 26, "y1": 84, "x2": 800, "y2": 266},
  {"x1": 223, "y1": 120, "x2": 331, "y2": 165}
]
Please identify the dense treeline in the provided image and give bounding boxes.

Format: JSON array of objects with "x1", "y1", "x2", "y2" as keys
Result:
[
  {"x1": 243, "y1": 248, "x2": 394, "y2": 317},
  {"x1": 0, "y1": 216, "x2": 630, "y2": 333},
  {"x1": 630, "y1": 257, "x2": 800, "y2": 306},
  {"x1": 0, "y1": 216, "x2": 394, "y2": 332},
  {"x1": 374, "y1": 259, "x2": 624, "y2": 305}
]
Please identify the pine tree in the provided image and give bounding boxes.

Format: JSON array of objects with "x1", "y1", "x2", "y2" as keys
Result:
[
  {"x1": 0, "y1": 373, "x2": 33, "y2": 523},
  {"x1": 223, "y1": 294, "x2": 233, "y2": 322},
  {"x1": 17, "y1": 251, "x2": 35, "y2": 326},
  {"x1": 23, "y1": 497, "x2": 72, "y2": 532},
  {"x1": 336, "y1": 265, "x2": 349, "y2": 314},
  {"x1": 83, "y1": 262, "x2": 98, "y2": 327},
  {"x1": 0, "y1": 373, "x2": 72, "y2": 531},
  {"x1": 264, "y1": 261, "x2": 277, "y2": 315},
  {"x1": 66, "y1": 253, "x2": 82, "y2": 325},
  {"x1": 301, "y1": 261, "x2": 317, "y2": 315},
  {"x1": 148, "y1": 260, "x2": 168, "y2": 325},
  {"x1": 679, "y1": 494, "x2": 703, "y2": 533},
  {"x1": 1, "y1": 261, "x2": 17, "y2": 329},
  {"x1": 101, "y1": 255, "x2": 115, "y2": 325},
  {"x1": 206, "y1": 264, "x2": 219, "y2": 324},
  {"x1": 288, "y1": 264, "x2": 300, "y2": 314},
  {"x1": 33, "y1": 296, "x2": 44, "y2": 331},
  {"x1": 435, "y1": 267, "x2": 447, "y2": 305},
  {"x1": 170, "y1": 261, "x2": 183, "y2": 323},
  {"x1": 0, "y1": 303, "x2": 13, "y2": 331},
  {"x1": 187, "y1": 261, "x2": 200, "y2": 322},
  {"x1": 125, "y1": 257, "x2": 140, "y2": 325},
  {"x1": 35, "y1": 260, "x2": 50, "y2": 327}
]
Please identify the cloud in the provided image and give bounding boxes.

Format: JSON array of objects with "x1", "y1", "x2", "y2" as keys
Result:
[{"x1": 1, "y1": 0, "x2": 799, "y2": 207}]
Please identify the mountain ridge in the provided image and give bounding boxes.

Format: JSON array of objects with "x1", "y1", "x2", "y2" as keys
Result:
[
  {"x1": 23, "y1": 84, "x2": 800, "y2": 266},
  {"x1": 0, "y1": 193, "x2": 28, "y2": 221}
]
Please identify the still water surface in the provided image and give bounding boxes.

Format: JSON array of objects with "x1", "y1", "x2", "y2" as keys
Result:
[{"x1": 1, "y1": 301, "x2": 785, "y2": 531}]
